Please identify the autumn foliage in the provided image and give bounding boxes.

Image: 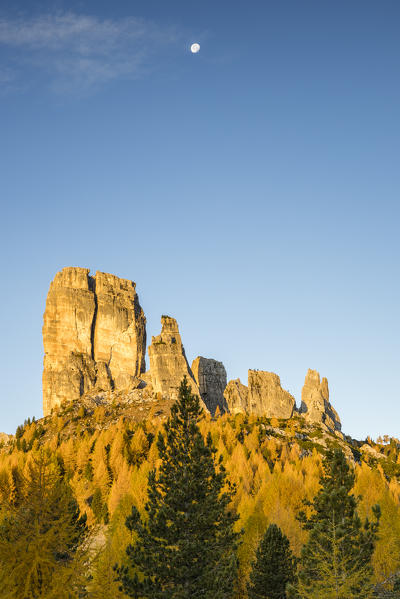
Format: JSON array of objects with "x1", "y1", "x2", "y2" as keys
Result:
[{"x1": 1, "y1": 397, "x2": 400, "y2": 597}]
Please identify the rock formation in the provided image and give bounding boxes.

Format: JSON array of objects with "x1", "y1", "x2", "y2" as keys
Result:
[
  {"x1": 248, "y1": 370, "x2": 295, "y2": 418},
  {"x1": 224, "y1": 370, "x2": 295, "y2": 418},
  {"x1": 42, "y1": 269, "x2": 344, "y2": 431},
  {"x1": 92, "y1": 271, "x2": 146, "y2": 388},
  {"x1": 42, "y1": 267, "x2": 146, "y2": 415},
  {"x1": 191, "y1": 357, "x2": 227, "y2": 415},
  {"x1": 148, "y1": 316, "x2": 199, "y2": 401},
  {"x1": 223, "y1": 379, "x2": 249, "y2": 414},
  {"x1": 300, "y1": 369, "x2": 341, "y2": 431}
]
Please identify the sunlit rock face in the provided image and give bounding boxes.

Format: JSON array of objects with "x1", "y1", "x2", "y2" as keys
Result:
[
  {"x1": 93, "y1": 271, "x2": 146, "y2": 389},
  {"x1": 42, "y1": 267, "x2": 146, "y2": 415},
  {"x1": 224, "y1": 370, "x2": 295, "y2": 418},
  {"x1": 300, "y1": 369, "x2": 341, "y2": 431},
  {"x1": 223, "y1": 379, "x2": 249, "y2": 414},
  {"x1": 247, "y1": 370, "x2": 295, "y2": 418},
  {"x1": 191, "y1": 357, "x2": 227, "y2": 416},
  {"x1": 148, "y1": 316, "x2": 199, "y2": 401}
]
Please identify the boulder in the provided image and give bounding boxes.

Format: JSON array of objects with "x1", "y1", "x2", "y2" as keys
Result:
[{"x1": 191, "y1": 357, "x2": 227, "y2": 415}]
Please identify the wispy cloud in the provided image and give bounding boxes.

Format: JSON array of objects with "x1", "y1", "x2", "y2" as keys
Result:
[{"x1": 0, "y1": 12, "x2": 179, "y2": 94}]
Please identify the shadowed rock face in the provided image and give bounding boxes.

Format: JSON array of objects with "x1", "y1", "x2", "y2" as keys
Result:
[
  {"x1": 147, "y1": 316, "x2": 199, "y2": 401},
  {"x1": 42, "y1": 267, "x2": 146, "y2": 415},
  {"x1": 300, "y1": 369, "x2": 341, "y2": 431},
  {"x1": 191, "y1": 357, "x2": 227, "y2": 416},
  {"x1": 224, "y1": 370, "x2": 295, "y2": 418}
]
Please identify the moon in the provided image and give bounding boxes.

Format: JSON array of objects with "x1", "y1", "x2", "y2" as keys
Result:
[{"x1": 190, "y1": 43, "x2": 200, "y2": 54}]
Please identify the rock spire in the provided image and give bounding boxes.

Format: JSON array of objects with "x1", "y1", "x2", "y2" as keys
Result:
[
  {"x1": 147, "y1": 316, "x2": 199, "y2": 401},
  {"x1": 191, "y1": 357, "x2": 227, "y2": 416},
  {"x1": 300, "y1": 369, "x2": 341, "y2": 431}
]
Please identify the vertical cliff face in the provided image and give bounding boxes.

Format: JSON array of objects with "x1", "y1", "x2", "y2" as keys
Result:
[
  {"x1": 224, "y1": 370, "x2": 295, "y2": 418},
  {"x1": 93, "y1": 272, "x2": 146, "y2": 389},
  {"x1": 191, "y1": 357, "x2": 227, "y2": 416},
  {"x1": 148, "y1": 316, "x2": 199, "y2": 401},
  {"x1": 223, "y1": 379, "x2": 249, "y2": 414},
  {"x1": 248, "y1": 370, "x2": 295, "y2": 418},
  {"x1": 300, "y1": 369, "x2": 341, "y2": 431},
  {"x1": 42, "y1": 267, "x2": 146, "y2": 415}
]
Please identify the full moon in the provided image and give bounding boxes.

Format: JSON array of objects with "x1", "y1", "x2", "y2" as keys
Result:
[{"x1": 190, "y1": 43, "x2": 200, "y2": 54}]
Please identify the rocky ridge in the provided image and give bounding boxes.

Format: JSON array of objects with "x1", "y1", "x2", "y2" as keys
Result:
[
  {"x1": 224, "y1": 370, "x2": 295, "y2": 419},
  {"x1": 42, "y1": 267, "x2": 342, "y2": 432}
]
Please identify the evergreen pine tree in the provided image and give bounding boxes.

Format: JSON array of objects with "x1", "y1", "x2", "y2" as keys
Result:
[
  {"x1": 247, "y1": 523, "x2": 296, "y2": 599},
  {"x1": 118, "y1": 377, "x2": 241, "y2": 599},
  {"x1": 290, "y1": 448, "x2": 380, "y2": 599}
]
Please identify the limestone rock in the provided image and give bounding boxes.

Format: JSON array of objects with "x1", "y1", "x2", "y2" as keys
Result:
[
  {"x1": 248, "y1": 370, "x2": 295, "y2": 418},
  {"x1": 93, "y1": 271, "x2": 146, "y2": 388},
  {"x1": 224, "y1": 379, "x2": 249, "y2": 414},
  {"x1": 224, "y1": 370, "x2": 295, "y2": 418},
  {"x1": 42, "y1": 267, "x2": 146, "y2": 415},
  {"x1": 300, "y1": 369, "x2": 341, "y2": 431},
  {"x1": 148, "y1": 316, "x2": 199, "y2": 401},
  {"x1": 191, "y1": 357, "x2": 227, "y2": 415}
]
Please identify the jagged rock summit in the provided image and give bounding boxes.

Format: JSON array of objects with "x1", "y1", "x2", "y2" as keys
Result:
[
  {"x1": 223, "y1": 379, "x2": 249, "y2": 415},
  {"x1": 42, "y1": 268, "x2": 342, "y2": 433},
  {"x1": 223, "y1": 368, "x2": 341, "y2": 432},
  {"x1": 147, "y1": 315, "x2": 199, "y2": 401},
  {"x1": 300, "y1": 368, "x2": 341, "y2": 431},
  {"x1": 146, "y1": 318, "x2": 228, "y2": 415},
  {"x1": 42, "y1": 267, "x2": 146, "y2": 415},
  {"x1": 224, "y1": 370, "x2": 295, "y2": 419},
  {"x1": 191, "y1": 357, "x2": 227, "y2": 416}
]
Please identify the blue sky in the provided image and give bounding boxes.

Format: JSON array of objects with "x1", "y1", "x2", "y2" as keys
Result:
[{"x1": 0, "y1": 1, "x2": 399, "y2": 439}]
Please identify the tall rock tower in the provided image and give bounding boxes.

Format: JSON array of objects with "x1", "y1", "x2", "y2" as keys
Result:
[
  {"x1": 300, "y1": 369, "x2": 341, "y2": 431},
  {"x1": 42, "y1": 267, "x2": 146, "y2": 415},
  {"x1": 148, "y1": 316, "x2": 199, "y2": 401},
  {"x1": 191, "y1": 357, "x2": 227, "y2": 415}
]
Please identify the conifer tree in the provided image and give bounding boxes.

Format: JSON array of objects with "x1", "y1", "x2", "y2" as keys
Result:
[
  {"x1": 247, "y1": 523, "x2": 296, "y2": 599},
  {"x1": 290, "y1": 448, "x2": 380, "y2": 599},
  {"x1": 0, "y1": 450, "x2": 88, "y2": 599},
  {"x1": 118, "y1": 377, "x2": 241, "y2": 599}
]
